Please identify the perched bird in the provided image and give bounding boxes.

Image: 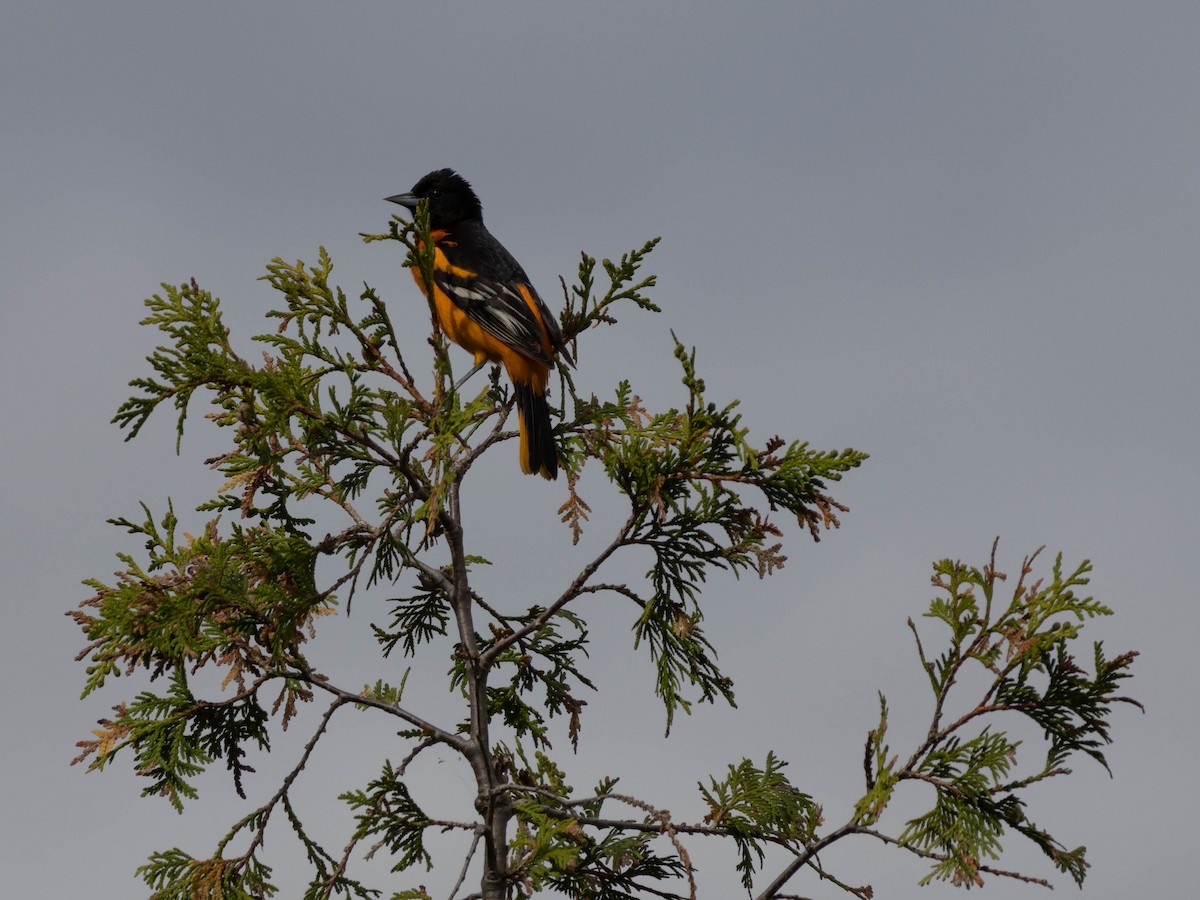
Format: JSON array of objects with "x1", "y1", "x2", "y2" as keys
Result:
[{"x1": 386, "y1": 169, "x2": 571, "y2": 479}]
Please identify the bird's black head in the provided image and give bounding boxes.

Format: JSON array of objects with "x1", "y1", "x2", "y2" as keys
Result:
[{"x1": 385, "y1": 168, "x2": 483, "y2": 229}]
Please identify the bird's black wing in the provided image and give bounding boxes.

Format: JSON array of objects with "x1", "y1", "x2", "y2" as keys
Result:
[{"x1": 436, "y1": 224, "x2": 569, "y2": 367}]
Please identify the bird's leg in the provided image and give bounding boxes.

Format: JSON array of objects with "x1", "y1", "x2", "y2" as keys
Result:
[{"x1": 451, "y1": 360, "x2": 488, "y2": 393}]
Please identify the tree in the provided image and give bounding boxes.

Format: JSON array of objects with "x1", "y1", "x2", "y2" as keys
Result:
[{"x1": 71, "y1": 209, "x2": 1140, "y2": 899}]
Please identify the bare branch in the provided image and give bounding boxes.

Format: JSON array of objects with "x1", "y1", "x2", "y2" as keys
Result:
[
  {"x1": 303, "y1": 675, "x2": 465, "y2": 752},
  {"x1": 481, "y1": 505, "x2": 642, "y2": 666},
  {"x1": 448, "y1": 828, "x2": 485, "y2": 900},
  {"x1": 224, "y1": 695, "x2": 349, "y2": 869}
]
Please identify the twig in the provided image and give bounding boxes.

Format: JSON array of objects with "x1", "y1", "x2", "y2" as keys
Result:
[
  {"x1": 857, "y1": 828, "x2": 1054, "y2": 888},
  {"x1": 225, "y1": 695, "x2": 348, "y2": 867},
  {"x1": 303, "y1": 675, "x2": 465, "y2": 752},
  {"x1": 448, "y1": 828, "x2": 484, "y2": 900},
  {"x1": 481, "y1": 506, "x2": 642, "y2": 666},
  {"x1": 398, "y1": 736, "x2": 439, "y2": 776},
  {"x1": 318, "y1": 836, "x2": 361, "y2": 900},
  {"x1": 576, "y1": 582, "x2": 650, "y2": 609},
  {"x1": 753, "y1": 823, "x2": 861, "y2": 900}
]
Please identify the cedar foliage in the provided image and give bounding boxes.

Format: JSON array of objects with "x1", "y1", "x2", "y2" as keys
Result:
[{"x1": 71, "y1": 207, "x2": 1138, "y2": 899}]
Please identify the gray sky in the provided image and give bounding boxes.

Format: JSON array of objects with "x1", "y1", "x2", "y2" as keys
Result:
[{"x1": 3, "y1": 3, "x2": 1196, "y2": 897}]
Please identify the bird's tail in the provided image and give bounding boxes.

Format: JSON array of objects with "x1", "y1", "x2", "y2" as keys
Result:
[{"x1": 513, "y1": 381, "x2": 558, "y2": 480}]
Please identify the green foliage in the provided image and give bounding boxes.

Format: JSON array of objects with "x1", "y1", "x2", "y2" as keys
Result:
[
  {"x1": 71, "y1": 204, "x2": 1137, "y2": 900},
  {"x1": 466, "y1": 608, "x2": 595, "y2": 750},
  {"x1": 502, "y1": 753, "x2": 689, "y2": 900},
  {"x1": 114, "y1": 280, "x2": 250, "y2": 453},
  {"x1": 341, "y1": 761, "x2": 434, "y2": 874},
  {"x1": 372, "y1": 588, "x2": 450, "y2": 659},
  {"x1": 881, "y1": 544, "x2": 1142, "y2": 889},
  {"x1": 854, "y1": 694, "x2": 898, "y2": 826},
  {"x1": 137, "y1": 847, "x2": 277, "y2": 900},
  {"x1": 699, "y1": 753, "x2": 820, "y2": 889},
  {"x1": 508, "y1": 805, "x2": 688, "y2": 900},
  {"x1": 566, "y1": 331, "x2": 865, "y2": 731}
]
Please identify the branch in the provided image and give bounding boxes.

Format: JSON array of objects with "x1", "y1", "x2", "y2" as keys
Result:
[
  {"x1": 222, "y1": 695, "x2": 349, "y2": 868},
  {"x1": 857, "y1": 828, "x2": 1054, "y2": 889},
  {"x1": 318, "y1": 837, "x2": 361, "y2": 900},
  {"x1": 288, "y1": 399, "x2": 402, "y2": 469},
  {"x1": 501, "y1": 785, "x2": 802, "y2": 847},
  {"x1": 303, "y1": 674, "x2": 465, "y2": 752},
  {"x1": 576, "y1": 582, "x2": 650, "y2": 609},
  {"x1": 343, "y1": 301, "x2": 430, "y2": 408},
  {"x1": 481, "y1": 505, "x2": 642, "y2": 666},
  {"x1": 448, "y1": 828, "x2": 484, "y2": 900},
  {"x1": 455, "y1": 399, "x2": 514, "y2": 479},
  {"x1": 754, "y1": 823, "x2": 862, "y2": 900}
]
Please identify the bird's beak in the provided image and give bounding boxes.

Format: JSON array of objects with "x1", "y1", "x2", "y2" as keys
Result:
[{"x1": 385, "y1": 192, "x2": 420, "y2": 211}]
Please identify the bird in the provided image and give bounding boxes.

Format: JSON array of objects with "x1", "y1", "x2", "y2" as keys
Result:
[{"x1": 386, "y1": 169, "x2": 571, "y2": 479}]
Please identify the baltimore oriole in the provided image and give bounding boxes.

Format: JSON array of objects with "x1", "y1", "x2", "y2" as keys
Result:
[{"x1": 386, "y1": 169, "x2": 571, "y2": 479}]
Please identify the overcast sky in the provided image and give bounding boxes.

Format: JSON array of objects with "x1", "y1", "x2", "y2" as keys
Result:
[{"x1": 3, "y1": 3, "x2": 1196, "y2": 898}]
